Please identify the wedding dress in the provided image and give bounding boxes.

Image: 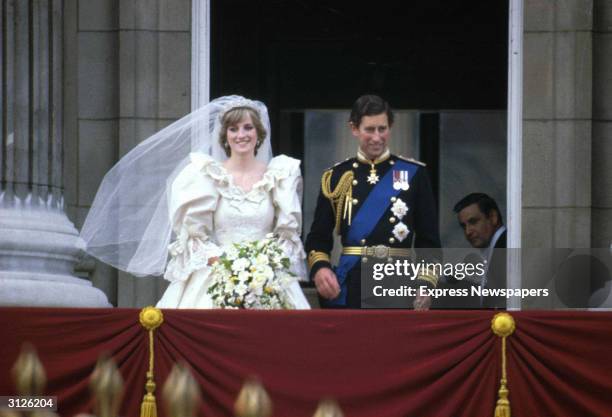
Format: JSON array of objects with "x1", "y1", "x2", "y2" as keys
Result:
[{"x1": 157, "y1": 152, "x2": 310, "y2": 309}]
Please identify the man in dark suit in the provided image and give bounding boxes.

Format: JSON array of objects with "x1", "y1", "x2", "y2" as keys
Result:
[
  {"x1": 453, "y1": 193, "x2": 506, "y2": 308},
  {"x1": 305, "y1": 94, "x2": 441, "y2": 309}
]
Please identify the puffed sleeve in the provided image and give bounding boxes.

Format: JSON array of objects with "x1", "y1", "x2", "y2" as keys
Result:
[
  {"x1": 163, "y1": 153, "x2": 223, "y2": 283},
  {"x1": 268, "y1": 154, "x2": 308, "y2": 280}
]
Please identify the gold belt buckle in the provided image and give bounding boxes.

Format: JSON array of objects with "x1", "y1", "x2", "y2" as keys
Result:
[{"x1": 372, "y1": 245, "x2": 389, "y2": 259}]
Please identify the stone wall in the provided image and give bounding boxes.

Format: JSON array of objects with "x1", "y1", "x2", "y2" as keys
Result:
[{"x1": 523, "y1": 0, "x2": 593, "y2": 249}]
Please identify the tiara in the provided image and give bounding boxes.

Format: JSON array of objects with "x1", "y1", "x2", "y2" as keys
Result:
[{"x1": 217, "y1": 96, "x2": 263, "y2": 121}]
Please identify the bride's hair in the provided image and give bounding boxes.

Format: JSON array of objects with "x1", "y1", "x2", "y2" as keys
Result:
[{"x1": 219, "y1": 106, "x2": 268, "y2": 156}]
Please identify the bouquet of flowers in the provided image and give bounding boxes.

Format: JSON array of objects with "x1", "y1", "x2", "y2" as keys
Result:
[{"x1": 207, "y1": 233, "x2": 297, "y2": 309}]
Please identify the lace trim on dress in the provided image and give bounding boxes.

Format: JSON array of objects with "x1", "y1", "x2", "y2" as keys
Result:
[
  {"x1": 164, "y1": 226, "x2": 222, "y2": 283},
  {"x1": 190, "y1": 153, "x2": 298, "y2": 209}
]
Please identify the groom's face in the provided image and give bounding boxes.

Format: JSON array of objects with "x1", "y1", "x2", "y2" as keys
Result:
[{"x1": 351, "y1": 113, "x2": 390, "y2": 160}]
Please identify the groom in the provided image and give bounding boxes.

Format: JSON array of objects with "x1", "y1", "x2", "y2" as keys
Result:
[{"x1": 305, "y1": 94, "x2": 441, "y2": 309}]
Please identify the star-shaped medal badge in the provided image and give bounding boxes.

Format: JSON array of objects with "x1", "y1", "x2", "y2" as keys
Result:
[{"x1": 367, "y1": 168, "x2": 380, "y2": 184}]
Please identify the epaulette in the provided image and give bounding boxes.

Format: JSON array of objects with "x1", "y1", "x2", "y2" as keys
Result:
[
  {"x1": 397, "y1": 155, "x2": 427, "y2": 167},
  {"x1": 325, "y1": 157, "x2": 353, "y2": 171}
]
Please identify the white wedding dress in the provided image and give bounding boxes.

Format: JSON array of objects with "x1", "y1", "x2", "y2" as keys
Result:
[{"x1": 157, "y1": 152, "x2": 310, "y2": 309}]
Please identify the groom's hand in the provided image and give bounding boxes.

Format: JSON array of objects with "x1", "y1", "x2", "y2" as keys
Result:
[{"x1": 313, "y1": 267, "x2": 341, "y2": 300}]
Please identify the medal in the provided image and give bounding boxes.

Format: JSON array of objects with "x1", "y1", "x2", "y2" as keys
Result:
[
  {"x1": 367, "y1": 166, "x2": 380, "y2": 184},
  {"x1": 393, "y1": 170, "x2": 410, "y2": 191},
  {"x1": 356, "y1": 148, "x2": 390, "y2": 185}
]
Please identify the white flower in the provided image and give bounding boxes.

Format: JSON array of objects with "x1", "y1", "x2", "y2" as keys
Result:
[
  {"x1": 255, "y1": 253, "x2": 269, "y2": 266},
  {"x1": 391, "y1": 198, "x2": 409, "y2": 219},
  {"x1": 251, "y1": 283, "x2": 264, "y2": 296},
  {"x1": 392, "y1": 222, "x2": 410, "y2": 242},
  {"x1": 219, "y1": 267, "x2": 231, "y2": 279},
  {"x1": 245, "y1": 292, "x2": 257, "y2": 305},
  {"x1": 272, "y1": 254, "x2": 283, "y2": 265},
  {"x1": 231, "y1": 257, "x2": 250, "y2": 273},
  {"x1": 224, "y1": 279, "x2": 236, "y2": 293},
  {"x1": 226, "y1": 246, "x2": 239, "y2": 261},
  {"x1": 237, "y1": 270, "x2": 250, "y2": 282},
  {"x1": 235, "y1": 282, "x2": 248, "y2": 296},
  {"x1": 260, "y1": 265, "x2": 274, "y2": 280},
  {"x1": 252, "y1": 267, "x2": 272, "y2": 286},
  {"x1": 206, "y1": 235, "x2": 294, "y2": 309}
]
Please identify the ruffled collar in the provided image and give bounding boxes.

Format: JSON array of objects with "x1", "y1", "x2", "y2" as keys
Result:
[{"x1": 189, "y1": 153, "x2": 293, "y2": 205}]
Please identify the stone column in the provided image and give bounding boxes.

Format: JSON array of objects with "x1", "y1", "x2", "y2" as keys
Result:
[
  {"x1": 522, "y1": 0, "x2": 594, "y2": 307},
  {"x1": 116, "y1": 0, "x2": 191, "y2": 307},
  {"x1": 0, "y1": 0, "x2": 109, "y2": 306},
  {"x1": 592, "y1": 0, "x2": 612, "y2": 248},
  {"x1": 523, "y1": 0, "x2": 593, "y2": 249}
]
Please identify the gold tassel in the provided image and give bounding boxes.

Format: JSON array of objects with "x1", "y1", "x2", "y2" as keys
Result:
[
  {"x1": 491, "y1": 313, "x2": 516, "y2": 417},
  {"x1": 139, "y1": 307, "x2": 164, "y2": 417}
]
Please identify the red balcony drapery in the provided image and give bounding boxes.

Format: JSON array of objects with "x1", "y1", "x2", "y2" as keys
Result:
[{"x1": 1, "y1": 309, "x2": 611, "y2": 417}]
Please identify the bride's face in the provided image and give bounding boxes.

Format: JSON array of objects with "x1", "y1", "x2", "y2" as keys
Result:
[{"x1": 226, "y1": 114, "x2": 258, "y2": 157}]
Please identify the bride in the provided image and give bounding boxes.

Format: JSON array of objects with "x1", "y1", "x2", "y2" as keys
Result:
[{"x1": 80, "y1": 96, "x2": 310, "y2": 309}]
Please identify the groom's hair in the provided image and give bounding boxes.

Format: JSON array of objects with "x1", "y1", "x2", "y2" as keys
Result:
[{"x1": 349, "y1": 94, "x2": 394, "y2": 128}]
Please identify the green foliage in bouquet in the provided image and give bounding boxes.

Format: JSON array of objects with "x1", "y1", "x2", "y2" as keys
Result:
[{"x1": 207, "y1": 233, "x2": 296, "y2": 309}]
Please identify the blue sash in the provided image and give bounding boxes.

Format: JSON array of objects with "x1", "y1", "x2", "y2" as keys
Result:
[{"x1": 326, "y1": 159, "x2": 419, "y2": 306}]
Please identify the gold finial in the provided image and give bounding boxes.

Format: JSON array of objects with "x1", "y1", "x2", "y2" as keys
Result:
[
  {"x1": 139, "y1": 306, "x2": 164, "y2": 330},
  {"x1": 90, "y1": 355, "x2": 124, "y2": 417},
  {"x1": 10, "y1": 344, "x2": 61, "y2": 417},
  {"x1": 312, "y1": 399, "x2": 344, "y2": 417},
  {"x1": 491, "y1": 312, "x2": 516, "y2": 338},
  {"x1": 12, "y1": 343, "x2": 46, "y2": 396},
  {"x1": 234, "y1": 379, "x2": 272, "y2": 417},
  {"x1": 162, "y1": 362, "x2": 201, "y2": 417}
]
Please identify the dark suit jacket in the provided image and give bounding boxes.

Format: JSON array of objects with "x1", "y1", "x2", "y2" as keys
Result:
[
  {"x1": 482, "y1": 229, "x2": 506, "y2": 308},
  {"x1": 436, "y1": 229, "x2": 506, "y2": 309}
]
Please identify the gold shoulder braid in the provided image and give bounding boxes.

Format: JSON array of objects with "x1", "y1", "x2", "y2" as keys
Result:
[{"x1": 321, "y1": 169, "x2": 354, "y2": 233}]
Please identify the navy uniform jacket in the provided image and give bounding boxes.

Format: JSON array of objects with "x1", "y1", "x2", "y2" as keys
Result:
[{"x1": 305, "y1": 152, "x2": 441, "y2": 308}]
